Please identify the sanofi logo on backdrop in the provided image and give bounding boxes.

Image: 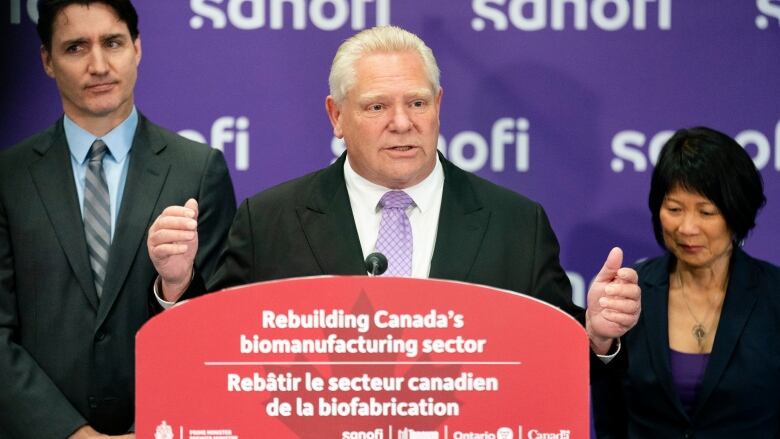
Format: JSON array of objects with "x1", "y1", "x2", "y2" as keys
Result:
[
  {"x1": 439, "y1": 118, "x2": 531, "y2": 173},
  {"x1": 189, "y1": 0, "x2": 390, "y2": 30},
  {"x1": 471, "y1": 0, "x2": 672, "y2": 31},
  {"x1": 756, "y1": 0, "x2": 780, "y2": 29},
  {"x1": 4, "y1": 0, "x2": 777, "y2": 31},
  {"x1": 179, "y1": 116, "x2": 251, "y2": 171},
  {"x1": 331, "y1": 117, "x2": 531, "y2": 173},
  {"x1": 7, "y1": 0, "x2": 37, "y2": 23},
  {"x1": 611, "y1": 120, "x2": 780, "y2": 172}
]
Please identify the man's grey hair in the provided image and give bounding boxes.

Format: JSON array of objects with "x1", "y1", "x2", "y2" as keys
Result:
[{"x1": 328, "y1": 25, "x2": 441, "y2": 103}]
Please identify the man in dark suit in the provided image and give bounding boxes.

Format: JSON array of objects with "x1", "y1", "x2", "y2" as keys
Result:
[
  {"x1": 0, "y1": 1, "x2": 236, "y2": 438},
  {"x1": 148, "y1": 26, "x2": 639, "y2": 358}
]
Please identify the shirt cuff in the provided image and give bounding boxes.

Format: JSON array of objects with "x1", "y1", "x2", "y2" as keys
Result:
[
  {"x1": 153, "y1": 275, "x2": 180, "y2": 309},
  {"x1": 596, "y1": 338, "x2": 621, "y2": 364}
]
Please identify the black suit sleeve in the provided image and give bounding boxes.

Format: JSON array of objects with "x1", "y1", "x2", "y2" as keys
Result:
[
  {"x1": 180, "y1": 195, "x2": 254, "y2": 299},
  {"x1": 205, "y1": 198, "x2": 256, "y2": 293},
  {"x1": 0, "y1": 183, "x2": 86, "y2": 438},
  {"x1": 529, "y1": 204, "x2": 583, "y2": 318},
  {"x1": 191, "y1": 148, "x2": 237, "y2": 285},
  {"x1": 529, "y1": 205, "x2": 629, "y2": 374},
  {"x1": 173, "y1": 147, "x2": 237, "y2": 303},
  {"x1": 591, "y1": 351, "x2": 629, "y2": 438}
]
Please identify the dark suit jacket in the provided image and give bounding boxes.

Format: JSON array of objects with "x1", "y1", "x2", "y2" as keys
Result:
[
  {"x1": 0, "y1": 115, "x2": 236, "y2": 438},
  {"x1": 202, "y1": 153, "x2": 580, "y2": 318},
  {"x1": 592, "y1": 248, "x2": 780, "y2": 438}
]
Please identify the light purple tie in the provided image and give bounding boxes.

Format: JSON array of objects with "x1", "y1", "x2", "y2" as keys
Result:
[{"x1": 375, "y1": 190, "x2": 414, "y2": 276}]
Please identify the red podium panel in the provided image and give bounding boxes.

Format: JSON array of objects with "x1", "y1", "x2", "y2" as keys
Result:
[{"x1": 137, "y1": 276, "x2": 587, "y2": 439}]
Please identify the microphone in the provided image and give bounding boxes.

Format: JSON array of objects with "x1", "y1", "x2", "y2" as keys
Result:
[{"x1": 364, "y1": 252, "x2": 388, "y2": 276}]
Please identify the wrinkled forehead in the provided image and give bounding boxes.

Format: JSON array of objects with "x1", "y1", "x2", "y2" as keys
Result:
[{"x1": 351, "y1": 50, "x2": 435, "y2": 91}]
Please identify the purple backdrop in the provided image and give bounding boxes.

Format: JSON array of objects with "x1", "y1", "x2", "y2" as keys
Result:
[{"x1": 2, "y1": 0, "x2": 779, "y2": 304}]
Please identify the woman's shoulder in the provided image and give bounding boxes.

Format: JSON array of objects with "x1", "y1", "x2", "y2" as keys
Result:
[
  {"x1": 631, "y1": 255, "x2": 673, "y2": 297},
  {"x1": 736, "y1": 249, "x2": 780, "y2": 284},
  {"x1": 633, "y1": 254, "x2": 670, "y2": 280}
]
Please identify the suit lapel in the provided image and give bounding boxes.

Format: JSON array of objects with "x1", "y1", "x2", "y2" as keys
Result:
[
  {"x1": 296, "y1": 154, "x2": 365, "y2": 275},
  {"x1": 97, "y1": 116, "x2": 170, "y2": 325},
  {"x1": 429, "y1": 156, "x2": 489, "y2": 280},
  {"x1": 641, "y1": 257, "x2": 689, "y2": 418},
  {"x1": 693, "y1": 249, "x2": 760, "y2": 416},
  {"x1": 29, "y1": 120, "x2": 100, "y2": 310}
]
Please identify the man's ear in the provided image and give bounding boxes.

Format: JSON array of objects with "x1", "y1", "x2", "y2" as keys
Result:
[
  {"x1": 325, "y1": 96, "x2": 344, "y2": 139},
  {"x1": 134, "y1": 35, "x2": 142, "y2": 66},
  {"x1": 41, "y1": 46, "x2": 55, "y2": 79}
]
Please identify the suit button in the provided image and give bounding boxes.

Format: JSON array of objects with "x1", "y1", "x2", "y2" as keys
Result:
[
  {"x1": 96, "y1": 331, "x2": 106, "y2": 341},
  {"x1": 684, "y1": 431, "x2": 694, "y2": 439},
  {"x1": 88, "y1": 396, "x2": 98, "y2": 409}
]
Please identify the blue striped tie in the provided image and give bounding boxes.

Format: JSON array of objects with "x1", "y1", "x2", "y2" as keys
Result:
[{"x1": 84, "y1": 139, "x2": 111, "y2": 299}]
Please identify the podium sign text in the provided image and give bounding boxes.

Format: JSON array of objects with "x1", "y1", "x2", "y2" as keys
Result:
[{"x1": 137, "y1": 276, "x2": 588, "y2": 438}]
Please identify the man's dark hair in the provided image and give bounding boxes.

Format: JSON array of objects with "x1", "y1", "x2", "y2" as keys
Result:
[
  {"x1": 649, "y1": 126, "x2": 766, "y2": 248},
  {"x1": 37, "y1": 0, "x2": 139, "y2": 52}
]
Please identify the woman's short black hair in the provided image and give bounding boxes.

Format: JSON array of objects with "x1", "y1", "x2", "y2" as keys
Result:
[
  {"x1": 37, "y1": 0, "x2": 139, "y2": 52},
  {"x1": 649, "y1": 126, "x2": 766, "y2": 248}
]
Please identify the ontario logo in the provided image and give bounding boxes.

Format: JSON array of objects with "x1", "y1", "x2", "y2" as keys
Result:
[{"x1": 497, "y1": 427, "x2": 513, "y2": 439}]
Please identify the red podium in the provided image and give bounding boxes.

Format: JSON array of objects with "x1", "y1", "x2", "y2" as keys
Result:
[{"x1": 137, "y1": 276, "x2": 587, "y2": 439}]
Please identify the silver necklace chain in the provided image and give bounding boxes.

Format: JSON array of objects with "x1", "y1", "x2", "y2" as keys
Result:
[{"x1": 677, "y1": 271, "x2": 724, "y2": 350}]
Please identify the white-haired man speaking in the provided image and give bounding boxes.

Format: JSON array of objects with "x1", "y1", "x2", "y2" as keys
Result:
[{"x1": 148, "y1": 26, "x2": 640, "y2": 357}]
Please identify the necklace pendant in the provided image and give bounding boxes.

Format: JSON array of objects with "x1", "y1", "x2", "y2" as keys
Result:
[{"x1": 692, "y1": 324, "x2": 707, "y2": 346}]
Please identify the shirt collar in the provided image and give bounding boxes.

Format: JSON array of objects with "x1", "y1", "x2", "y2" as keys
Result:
[
  {"x1": 343, "y1": 153, "x2": 445, "y2": 213},
  {"x1": 64, "y1": 107, "x2": 138, "y2": 164}
]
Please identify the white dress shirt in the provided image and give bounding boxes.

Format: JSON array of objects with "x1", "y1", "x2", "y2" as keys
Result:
[{"x1": 343, "y1": 154, "x2": 445, "y2": 278}]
